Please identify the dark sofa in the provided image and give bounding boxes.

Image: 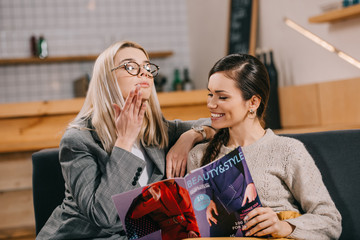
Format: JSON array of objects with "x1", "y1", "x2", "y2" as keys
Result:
[
  {"x1": 282, "y1": 129, "x2": 360, "y2": 240},
  {"x1": 32, "y1": 129, "x2": 360, "y2": 239}
]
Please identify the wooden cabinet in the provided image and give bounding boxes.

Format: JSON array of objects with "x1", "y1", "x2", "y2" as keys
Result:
[
  {"x1": 276, "y1": 77, "x2": 360, "y2": 134},
  {"x1": 0, "y1": 90, "x2": 209, "y2": 153}
]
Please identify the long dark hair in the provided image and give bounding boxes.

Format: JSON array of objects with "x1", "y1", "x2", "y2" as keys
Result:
[{"x1": 201, "y1": 53, "x2": 270, "y2": 166}]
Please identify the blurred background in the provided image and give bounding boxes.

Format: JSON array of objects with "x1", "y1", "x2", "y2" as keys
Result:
[{"x1": 0, "y1": 0, "x2": 359, "y2": 103}]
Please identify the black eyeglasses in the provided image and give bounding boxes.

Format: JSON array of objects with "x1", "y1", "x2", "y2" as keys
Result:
[{"x1": 111, "y1": 61, "x2": 159, "y2": 77}]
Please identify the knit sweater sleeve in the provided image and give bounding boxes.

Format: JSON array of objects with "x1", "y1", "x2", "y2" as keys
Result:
[
  {"x1": 187, "y1": 143, "x2": 207, "y2": 173},
  {"x1": 283, "y1": 139, "x2": 342, "y2": 240}
]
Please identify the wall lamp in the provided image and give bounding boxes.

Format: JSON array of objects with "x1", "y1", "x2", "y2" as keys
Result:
[{"x1": 284, "y1": 17, "x2": 360, "y2": 69}]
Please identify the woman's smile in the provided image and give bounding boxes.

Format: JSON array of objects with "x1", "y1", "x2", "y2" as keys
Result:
[{"x1": 210, "y1": 112, "x2": 225, "y2": 120}]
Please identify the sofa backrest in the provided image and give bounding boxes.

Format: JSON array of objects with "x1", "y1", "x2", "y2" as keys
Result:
[
  {"x1": 282, "y1": 129, "x2": 360, "y2": 240},
  {"x1": 32, "y1": 148, "x2": 65, "y2": 235}
]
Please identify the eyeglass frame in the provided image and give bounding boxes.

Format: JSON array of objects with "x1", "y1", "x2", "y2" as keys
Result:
[{"x1": 111, "y1": 61, "x2": 160, "y2": 77}]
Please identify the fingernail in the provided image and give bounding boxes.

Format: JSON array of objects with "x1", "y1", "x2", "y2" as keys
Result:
[
  {"x1": 245, "y1": 232, "x2": 250, "y2": 236},
  {"x1": 242, "y1": 225, "x2": 247, "y2": 230},
  {"x1": 244, "y1": 216, "x2": 248, "y2": 221}
]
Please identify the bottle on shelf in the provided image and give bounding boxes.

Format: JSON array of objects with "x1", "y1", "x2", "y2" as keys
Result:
[
  {"x1": 255, "y1": 48, "x2": 263, "y2": 63},
  {"x1": 342, "y1": 0, "x2": 358, "y2": 6},
  {"x1": 38, "y1": 35, "x2": 48, "y2": 59},
  {"x1": 154, "y1": 74, "x2": 167, "y2": 92},
  {"x1": 268, "y1": 50, "x2": 278, "y2": 86},
  {"x1": 262, "y1": 51, "x2": 268, "y2": 67},
  {"x1": 264, "y1": 49, "x2": 281, "y2": 130},
  {"x1": 172, "y1": 69, "x2": 182, "y2": 91},
  {"x1": 182, "y1": 68, "x2": 194, "y2": 91},
  {"x1": 30, "y1": 36, "x2": 38, "y2": 57}
]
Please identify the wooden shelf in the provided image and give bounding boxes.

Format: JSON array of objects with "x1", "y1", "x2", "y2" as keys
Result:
[
  {"x1": 0, "y1": 51, "x2": 173, "y2": 66},
  {"x1": 0, "y1": 89, "x2": 209, "y2": 153},
  {"x1": 309, "y1": 4, "x2": 360, "y2": 23}
]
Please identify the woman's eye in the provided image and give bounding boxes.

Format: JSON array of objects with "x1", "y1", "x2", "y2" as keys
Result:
[
  {"x1": 219, "y1": 96, "x2": 228, "y2": 100},
  {"x1": 207, "y1": 93, "x2": 213, "y2": 97}
]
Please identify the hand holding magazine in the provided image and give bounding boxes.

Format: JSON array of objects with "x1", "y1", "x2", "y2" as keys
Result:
[{"x1": 112, "y1": 146, "x2": 262, "y2": 239}]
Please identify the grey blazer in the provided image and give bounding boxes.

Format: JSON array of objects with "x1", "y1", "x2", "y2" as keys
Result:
[{"x1": 37, "y1": 118, "x2": 209, "y2": 240}]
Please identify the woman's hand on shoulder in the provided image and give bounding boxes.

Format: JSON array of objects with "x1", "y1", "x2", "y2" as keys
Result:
[
  {"x1": 166, "y1": 129, "x2": 201, "y2": 178},
  {"x1": 113, "y1": 86, "x2": 147, "y2": 151},
  {"x1": 166, "y1": 125, "x2": 215, "y2": 178},
  {"x1": 242, "y1": 207, "x2": 294, "y2": 238}
]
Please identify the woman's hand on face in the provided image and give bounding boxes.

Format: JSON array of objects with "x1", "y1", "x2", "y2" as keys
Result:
[
  {"x1": 113, "y1": 86, "x2": 147, "y2": 151},
  {"x1": 242, "y1": 207, "x2": 294, "y2": 238},
  {"x1": 206, "y1": 200, "x2": 218, "y2": 226}
]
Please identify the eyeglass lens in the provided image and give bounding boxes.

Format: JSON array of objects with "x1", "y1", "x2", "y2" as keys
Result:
[{"x1": 125, "y1": 62, "x2": 158, "y2": 77}]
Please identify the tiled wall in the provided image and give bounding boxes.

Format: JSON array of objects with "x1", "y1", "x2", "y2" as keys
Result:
[{"x1": 0, "y1": 0, "x2": 190, "y2": 103}]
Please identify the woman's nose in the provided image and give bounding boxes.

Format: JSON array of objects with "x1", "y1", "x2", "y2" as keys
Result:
[
  {"x1": 207, "y1": 98, "x2": 217, "y2": 109},
  {"x1": 138, "y1": 67, "x2": 152, "y2": 78}
]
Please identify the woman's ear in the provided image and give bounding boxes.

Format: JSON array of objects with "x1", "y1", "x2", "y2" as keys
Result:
[{"x1": 249, "y1": 95, "x2": 261, "y2": 111}]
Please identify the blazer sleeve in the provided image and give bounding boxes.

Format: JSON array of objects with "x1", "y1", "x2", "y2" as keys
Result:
[
  {"x1": 283, "y1": 140, "x2": 342, "y2": 240},
  {"x1": 166, "y1": 118, "x2": 211, "y2": 149},
  {"x1": 59, "y1": 128, "x2": 148, "y2": 233}
]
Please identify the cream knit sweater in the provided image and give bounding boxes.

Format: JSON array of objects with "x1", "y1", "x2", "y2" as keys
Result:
[{"x1": 187, "y1": 129, "x2": 341, "y2": 240}]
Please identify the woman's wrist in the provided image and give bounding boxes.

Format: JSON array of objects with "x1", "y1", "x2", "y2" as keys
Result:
[
  {"x1": 114, "y1": 138, "x2": 133, "y2": 151},
  {"x1": 277, "y1": 221, "x2": 295, "y2": 238},
  {"x1": 189, "y1": 128, "x2": 205, "y2": 144},
  {"x1": 203, "y1": 126, "x2": 215, "y2": 140},
  {"x1": 191, "y1": 125, "x2": 215, "y2": 142},
  {"x1": 191, "y1": 126, "x2": 206, "y2": 141}
]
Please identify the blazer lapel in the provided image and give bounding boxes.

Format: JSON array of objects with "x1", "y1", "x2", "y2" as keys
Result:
[{"x1": 144, "y1": 146, "x2": 165, "y2": 182}]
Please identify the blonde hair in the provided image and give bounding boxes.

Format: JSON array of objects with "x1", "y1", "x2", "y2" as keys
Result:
[{"x1": 69, "y1": 41, "x2": 168, "y2": 153}]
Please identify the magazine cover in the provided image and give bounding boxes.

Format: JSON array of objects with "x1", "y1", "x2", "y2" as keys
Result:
[
  {"x1": 186, "y1": 146, "x2": 262, "y2": 237},
  {"x1": 112, "y1": 146, "x2": 261, "y2": 239}
]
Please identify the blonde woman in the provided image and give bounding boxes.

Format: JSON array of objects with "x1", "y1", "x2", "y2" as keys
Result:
[{"x1": 37, "y1": 41, "x2": 212, "y2": 239}]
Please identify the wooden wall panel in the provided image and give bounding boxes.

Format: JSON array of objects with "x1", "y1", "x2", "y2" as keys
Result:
[
  {"x1": 0, "y1": 89, "x2": 209, "y2": 153},
  {"x1": 0, "y1": 190, "x2": 34, "y2": 229},
  {"x1": 278, "y1": 84, "x2": 321, "y2": 128},
  {"x1": 0, "y1": 152, "x2": 32, "y2": 192},
  {"x1": 0, "y1": 115, "x2": 75, "y2": 153},
  {"x1": 162, "y1": 105, "x2": 209, "y2": 121},
  {"x1": 0, "y1": 226, "x2": 35, "y2": 240},
  {"x1": 158, "y1": 89, "x2": 208, "y2": 107},
  {"x1": 0, "y1": 98, "x2": 84, "y2": 119},
  {"x1": 318, "y1": 77, "x2": 360, "y2": 125}
]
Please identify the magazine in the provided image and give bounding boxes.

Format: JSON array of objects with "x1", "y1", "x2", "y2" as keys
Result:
[{"x1": 112, "y1": 146, "x2": 262, "y2": 240}]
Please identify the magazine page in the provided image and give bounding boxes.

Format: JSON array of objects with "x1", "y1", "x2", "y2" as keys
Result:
[
  {"x1": 184, "y1": 146, "x2": 262, "y2": 237},
  {"x1": 111, "y1": 178, "x2": 201, "y2": 240}
]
